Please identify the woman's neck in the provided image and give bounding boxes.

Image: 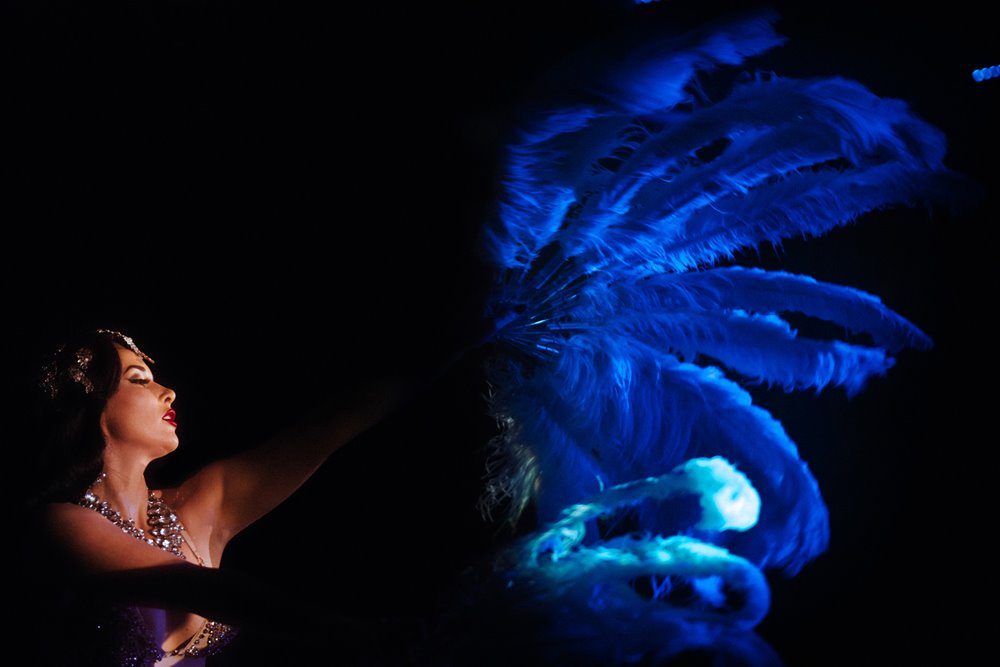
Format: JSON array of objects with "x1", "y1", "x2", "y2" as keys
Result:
[{"x1": 94, "y1": 459, "x2": 152, "y2": 526}]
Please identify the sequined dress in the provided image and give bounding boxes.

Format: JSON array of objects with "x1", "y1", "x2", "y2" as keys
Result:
[{"x1": 53, "y1": 603, "x2": 238, "y2": 666}]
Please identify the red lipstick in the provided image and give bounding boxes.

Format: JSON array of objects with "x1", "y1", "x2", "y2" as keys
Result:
[{"x1": 163, "y1": 409, "x2": 177, "y2": 428}]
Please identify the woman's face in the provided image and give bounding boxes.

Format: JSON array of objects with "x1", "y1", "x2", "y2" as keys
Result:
[{"x1": 100, "y1": 344, "x2": 179, "y2": 461}]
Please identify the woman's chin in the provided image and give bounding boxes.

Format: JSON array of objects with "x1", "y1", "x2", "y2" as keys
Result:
[{"x1": 157, "y1": 437, "x2": 180, "y2": 457}]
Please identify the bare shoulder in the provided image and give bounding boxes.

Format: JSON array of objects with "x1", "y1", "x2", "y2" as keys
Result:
[
  {"x1": 158, "y1": 460, "x2": 226, "y2": 514},
  {"x1": 39, "y1": 501, "x2": 112, "y2": 537},
  {"x1": 37, "y1": 502, "x2": 181, "y2": 574}
]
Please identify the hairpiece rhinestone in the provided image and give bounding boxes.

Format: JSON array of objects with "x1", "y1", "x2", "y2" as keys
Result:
[
  {"x1": 39, "y1": 345, "x2": 96, "y2": 398},
  {"x1": 39, "y1": 329, "x2": 154, "y2": 398}
]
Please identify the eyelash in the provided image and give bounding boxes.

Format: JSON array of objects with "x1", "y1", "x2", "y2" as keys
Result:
[{"x1": 130, "y1": 378, "x2": 151, "y2": 386}]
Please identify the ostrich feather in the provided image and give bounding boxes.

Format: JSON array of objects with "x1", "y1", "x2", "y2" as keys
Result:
[
  {"x1": 608, "y1": 308, "x2": 895, "y2": 395},
  {"x1": 626, "y1": 267, "x2": 933, "y2": 353}
]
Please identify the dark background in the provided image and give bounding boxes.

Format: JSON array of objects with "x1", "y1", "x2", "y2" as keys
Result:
[{"x1": 3, "y1": 1, "x2": 996, "y2": 665}]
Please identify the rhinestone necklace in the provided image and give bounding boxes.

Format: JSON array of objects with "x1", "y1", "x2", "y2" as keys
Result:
[{"x1": 78, "y1": 473, "x2": 196, "y2": 562}]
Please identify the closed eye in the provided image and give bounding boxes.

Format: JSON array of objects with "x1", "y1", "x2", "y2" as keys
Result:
[{"x1": 129, "y1": 378, "x2": 151, "y2": 385}]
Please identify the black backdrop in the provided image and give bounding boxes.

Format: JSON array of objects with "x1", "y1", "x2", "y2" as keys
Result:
[{"x1": 4, "y1": 1, "x2": 996, "y2": 665}]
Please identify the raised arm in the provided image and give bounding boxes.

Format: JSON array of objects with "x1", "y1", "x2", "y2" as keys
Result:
[
  {"x1": 183, "y1": 371, "x2": 431, "y2": 545},
  {"x1": 174, "y1": 292, "x2": 491, "y2": 546}
]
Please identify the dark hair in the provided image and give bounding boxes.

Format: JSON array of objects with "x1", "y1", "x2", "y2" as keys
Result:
[{"x1": 24, "y1": 330, "x2": 127, "y2": 506}]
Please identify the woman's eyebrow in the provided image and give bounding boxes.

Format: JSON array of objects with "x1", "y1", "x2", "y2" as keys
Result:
[{"x1": 124, "y1": 364, "x2": 152, "y2": 378}]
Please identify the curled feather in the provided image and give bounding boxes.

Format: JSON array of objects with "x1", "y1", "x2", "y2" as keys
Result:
[{"x1": 487, "y1": 335, "x2": 830, "y2": 573}]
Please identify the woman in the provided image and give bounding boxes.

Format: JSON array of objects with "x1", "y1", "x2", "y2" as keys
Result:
[{"x1": 19, "y1": 327, "x2": 442, "y2": 666}]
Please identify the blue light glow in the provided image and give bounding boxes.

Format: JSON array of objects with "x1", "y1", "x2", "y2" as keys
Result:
[
  {"x1": 526, "y1": 457, "x2": 759, "y2": 564},
  {"x1": 972, "y1": 64, "x2": 1000, "y2": 81}
]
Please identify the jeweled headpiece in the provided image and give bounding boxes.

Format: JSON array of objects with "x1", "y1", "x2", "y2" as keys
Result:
[
  {"x1": 39, "y1": 329, "x2": 154, "y2": 399},
  {"x1": 95, "y1": 329, "x2": 155, "y2": 365}
]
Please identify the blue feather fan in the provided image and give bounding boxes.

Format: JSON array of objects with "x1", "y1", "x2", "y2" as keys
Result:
[{"x1": 466, "y1": 9, "x2": 955, "y2": 665}]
